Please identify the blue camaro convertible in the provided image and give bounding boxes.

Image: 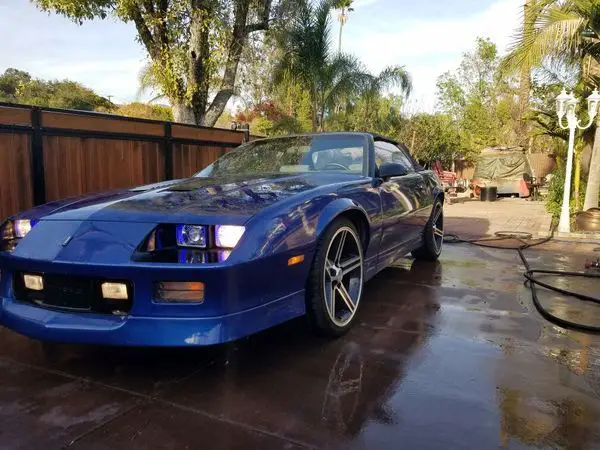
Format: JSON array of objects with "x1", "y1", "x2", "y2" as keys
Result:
[{"x1": 0, "y1": 133, "x2": 444, "y2": 346}]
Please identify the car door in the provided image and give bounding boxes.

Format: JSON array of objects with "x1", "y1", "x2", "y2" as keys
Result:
[{"x1": 374, "y1": 141, "x2": 430, "y2": 266}]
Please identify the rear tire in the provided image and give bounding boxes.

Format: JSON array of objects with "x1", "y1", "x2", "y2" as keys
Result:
[
  {"x1": 306, "y1": 218, "x2": 364, "y2": 337},
  {"x1": 412, "y1": 199, "x2": 444, "y2": 261}
]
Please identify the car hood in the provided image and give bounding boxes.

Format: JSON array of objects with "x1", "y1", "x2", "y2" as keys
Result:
[{"x1": 27, "y1": 173, "x2": 359, "y2": 225}]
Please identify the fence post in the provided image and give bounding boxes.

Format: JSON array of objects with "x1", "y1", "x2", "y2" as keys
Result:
[
  {"x1": 164, "y1": 122, "x2": 173, "y2": 180},
  {"x1": 30, "y1": 107, "x2": 46, "y2": 206}
]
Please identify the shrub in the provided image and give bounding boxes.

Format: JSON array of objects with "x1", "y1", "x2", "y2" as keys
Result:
[{"x1": 545, "y1": 166, "x2": 586, "y2": 219}]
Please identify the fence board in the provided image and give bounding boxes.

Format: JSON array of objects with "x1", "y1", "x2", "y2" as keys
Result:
[
  {"x1": 0, "y1": 102, "x2": 252, "y2": 220},
  {"x1": 172, "y1": 143, "x2": 231, "y2": 179},
  {"x1": 0, "y1": 133, "x2": 33, "y2": 219},
  {"x1": 0, "y1": 106, "x2": 31, "y2": 127},
  {"x1": 172, "y1": 124, "x2": 244, "y2": 144},
  {"x1": 43, "y1": 136, "x2": 165, "y2": 201},
  {"x1": 454, "y1": 160, "x2": 476, "y2": 180},
  {"x1": 42, "y1": 111, "x2": 164, "y2": 137}
]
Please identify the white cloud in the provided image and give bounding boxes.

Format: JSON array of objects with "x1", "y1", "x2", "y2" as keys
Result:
[{"x1": 344, "y1": 0, "x2": 523, "y2": 111}]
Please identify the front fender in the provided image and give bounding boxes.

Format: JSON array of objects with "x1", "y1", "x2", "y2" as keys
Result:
[
  {"x1": 314, "y1": 198, "x2": 371, "y2": 238},
  {"x1": 233, "y1": 196, "x2": 371, "y2": 263}
]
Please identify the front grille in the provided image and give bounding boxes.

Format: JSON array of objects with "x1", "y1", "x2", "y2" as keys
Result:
[{"x1": 13, "y1": 273, "x2": 133, "y2": 315}]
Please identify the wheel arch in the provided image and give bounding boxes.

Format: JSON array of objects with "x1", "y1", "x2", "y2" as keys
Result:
[{"x1": 315, "y1": 199, "x2": 371, "y2": 253}]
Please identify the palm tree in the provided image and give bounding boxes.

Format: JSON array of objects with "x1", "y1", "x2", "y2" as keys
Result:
[
  {"x1": 334, "y1": 0, "x2": 354, "y2": 53},
  {"x1": 516, "y1": 0, "x2": 538, "y2": 149},
  {"x1": 504, "y1": 0, "x2": 600, "y2": 210},
  {"x1": 276, "y1": 0, "x2": 367, "y2": 131},
  {"x1": 360, "y1": 66, "x2": 412, "y2": 129}
]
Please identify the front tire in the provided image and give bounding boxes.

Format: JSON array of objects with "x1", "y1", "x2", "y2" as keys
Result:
[
  {"x1": 412, "y1": 199, "x2": 444, "y2": 261},
  {"x1": 306, "y1": 218, "x2": 364, "y2": 337}
]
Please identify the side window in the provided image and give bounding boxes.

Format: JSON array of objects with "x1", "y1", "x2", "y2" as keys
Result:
[{"x1": 374, "y1": 141, "x2": 415, "y2": 173}]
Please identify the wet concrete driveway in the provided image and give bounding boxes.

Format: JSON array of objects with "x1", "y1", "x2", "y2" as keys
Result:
[{"x1": 1, "y1": 241, "x2": 600, "y2": 449}]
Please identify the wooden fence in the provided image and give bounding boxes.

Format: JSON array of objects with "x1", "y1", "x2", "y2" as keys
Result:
[{"x1": 0, "y1": 103, "x2": 251, "y2": 220}]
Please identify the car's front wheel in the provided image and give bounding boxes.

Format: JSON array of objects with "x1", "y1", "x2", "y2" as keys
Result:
[{"x1": 307, "y1": 218, "x2": 364, "y2": 337}]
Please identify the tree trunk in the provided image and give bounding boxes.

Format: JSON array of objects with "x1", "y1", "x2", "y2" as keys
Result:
[
  {"x1": 517, "y1": 0, "x2": 535, "y2": 148},
  {"x1": 188, "y1": 0, "x2": 214, "y2": 126},
  {"x1": 338, "y1": 17, "x2": 344, "y2": 53},
  {"x1": 203, "y1": 0, "x2": 272, "y2": 127},
  {"x1": 127, "y1": 1, "x2": 272, "y2": 129},
  {"x1": 583, "y1": 114, "x2": 600, "y2": 210},
  {"x1": 312, "y1": 99, "x2": 318, "y2": 132},
  {"x1": 172, "y1": 103, "x2": 195, "y2": 124}
]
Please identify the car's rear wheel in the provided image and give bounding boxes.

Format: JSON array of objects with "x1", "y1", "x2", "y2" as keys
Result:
[
  {"x1": 307, "y1": 218, "x2": 364, "y2": 337},
  {"x1": 412, "y1": 199, "x2": 444, "y2": 261}
]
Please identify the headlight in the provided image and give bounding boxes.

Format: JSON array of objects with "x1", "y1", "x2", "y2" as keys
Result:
[
  {"x1": 176, "y1": 225, "x2": 207, "y2": 248},
  {"x1": 1, "y1": 219, "x2": 36, "y2": 252},
  {"x1": 215, "y1": 225, "x2": 245, "y2": 249},
  {"x1": 14, "y1": 220, "x2": 33, "y2": 238}
]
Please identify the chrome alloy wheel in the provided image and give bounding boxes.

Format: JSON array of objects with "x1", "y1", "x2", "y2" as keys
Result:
[
  {"x1": 432, "y1": 204, "x2": 444, "y2": 254},
  {"x1": 323, "y1": 227, "x2": 364, "y2": 327}
]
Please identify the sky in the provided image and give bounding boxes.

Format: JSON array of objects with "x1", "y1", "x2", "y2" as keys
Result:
[{"x1": 0, "y1": 0, "x2": 523, "y2": 112}]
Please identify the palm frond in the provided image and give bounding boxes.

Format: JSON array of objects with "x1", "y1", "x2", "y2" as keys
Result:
[
  {"x1": 372, "y1": 65, "x2": 412, "y2": 97},
  {"x1": 503, "y1": 0, "x2": 595, "y2": 74}
]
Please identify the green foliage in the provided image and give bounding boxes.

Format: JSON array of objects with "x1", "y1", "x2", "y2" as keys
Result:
[
  {"x1": 33, "y1": 0, "x2": 295, "y2": 126},
  {"x1": 274, "y1": 0, "x2": 410, "y2": 132},
  {"x1": 112, "y1": 102, "x2": 173, "y2": 121},
  {"x1": 275, "y1": 0, "x2": 369, "y2": 130},
  {"x1": 0, "y1": 68, "x2": 113, "y2": 111},
  {"x1": 503, "y1": 0, "x2": 600, "y2": 79},
  {"x1": 35, "y1": 0, "x2": 112, "y2": 21},
  {"x1": 504, "y1": 0, "x2": 600, "y2": 211},
  {"x1": 235, "y1": 97, "x2": 312, "y2": 137},
  {"x1": 0, "y1": 68, "x2": 32, "y2": 100},
  {"x1": 333, "y1": 0, "x2": 354, "y2": 11},
  {"x1": 249, "y1": 116, "x2": 276, "y2": 136},
  {"x1": 398, "y1": 113, "x2": 462, "y2": 166},
  {"x1": 436, "y1": 37, "x2": 519, "y2": 158},
  {"x1": 546, "y1": 164, "x2": 586, "y2": 219},
  {"x1": 327, "y1": 94, "x2": 404, "y2": 137}
]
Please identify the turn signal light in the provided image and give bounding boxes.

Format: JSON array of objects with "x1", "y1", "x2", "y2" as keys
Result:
[
  {"x1": 155, "y1": 281, "x2": 205, "y2": 303},
  {"x1": 101, "y1": 282, "x2": 129, "y2": 300},
  {"x1": 288, "y1": 255, "x2": 305, "y2": 266}
]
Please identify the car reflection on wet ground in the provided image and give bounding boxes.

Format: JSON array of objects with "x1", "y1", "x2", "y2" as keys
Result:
[{"x1": 1, "y1": 241, "x2": 600, "y2": 449}]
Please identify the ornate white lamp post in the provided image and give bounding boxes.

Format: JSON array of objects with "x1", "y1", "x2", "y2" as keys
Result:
[{"x1": 556, "y1": 89, "x2": 600, "y2": 233}]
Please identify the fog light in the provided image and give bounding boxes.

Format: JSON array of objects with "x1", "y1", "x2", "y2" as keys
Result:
[
  {"x1": 23, "y1": 274, "x2": 44, "y2": 291},
  {"x1": 155, "y1": 281, "x2": 205, "y2": 303},
  {"x1": 101, "y1": 282, "x2": 129, "y2": 300}
]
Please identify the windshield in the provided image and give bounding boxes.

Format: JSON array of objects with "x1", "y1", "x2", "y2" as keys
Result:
[{"x1": 195, "y1": 134, "x2": 368, "y2": 178}]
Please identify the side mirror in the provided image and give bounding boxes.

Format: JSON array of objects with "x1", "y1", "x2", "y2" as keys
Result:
[{"x1": 378, "y1": 162, "x2": 408, "y2": 179}]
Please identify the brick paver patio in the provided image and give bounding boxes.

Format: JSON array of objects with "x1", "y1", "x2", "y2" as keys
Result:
[{"x1": 444, "y1": 198, "x2": 552, "y2": 239}]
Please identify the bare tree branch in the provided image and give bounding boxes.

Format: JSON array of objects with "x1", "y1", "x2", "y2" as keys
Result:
[{"x1": 205, "y1": 0, "x2": 253, "y2": 125}]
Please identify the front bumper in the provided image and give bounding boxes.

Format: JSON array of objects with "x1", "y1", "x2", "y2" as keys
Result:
[
  {"x1": 0, "y1": 290, "x2": 305, "y2": 346},
  {"x1": 0, "y1": 252, "x2": 310, "y2": 346}
]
